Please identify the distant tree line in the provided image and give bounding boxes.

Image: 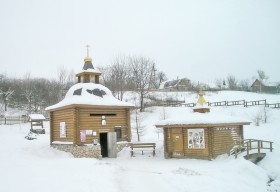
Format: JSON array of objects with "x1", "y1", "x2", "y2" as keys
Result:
[
  {"x1": 1, "y1": 56, "x2": 274, "y2": 117},
  {"x1": 0, "y1": 55, "x2": 168, "y2": 115},
  {"x1": 0, "y1": 68, "x2": 75, "y2": 116},
  {"x1": 211, "y1": 70, "x2": 271, "y2": 91}
]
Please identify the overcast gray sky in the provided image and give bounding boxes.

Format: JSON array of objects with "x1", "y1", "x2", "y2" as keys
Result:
[{"x1": 0, "y1": 0, "x2": 279, "y2": 83}]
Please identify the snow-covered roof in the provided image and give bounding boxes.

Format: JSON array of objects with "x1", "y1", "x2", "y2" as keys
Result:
[
  {"x1": 155, "y1": 113, "x2": 250, "y2": 127},
  {"x1": 28, "y1": 114, "x2": 45, "y2": 120},
  {"x1": 46, "y1": 83, "x2": 134, "y2": 111},
  {"x1": 159, "y1": 80, "x2": 168, "y2": 89},
  {"x1": 159, "y1": 78, "x2": 190, "y2": 89},
  {"x1": 263, "y1": 81, "x2": 280, "y2": 87},
  {"x1": 252, "y1": 79, "x2": 280, "y2": 87}
]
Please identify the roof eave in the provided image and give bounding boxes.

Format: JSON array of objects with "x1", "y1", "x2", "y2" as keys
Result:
[
  {"x1": 76, "y1": 71, "x2": 102, "y2": 76},
  {"x1": 155, "y1": 122, "x2": 251, "y2": 128},
  {"x1": 46, "y1": 103, "x2": 134, "y2": 112}
]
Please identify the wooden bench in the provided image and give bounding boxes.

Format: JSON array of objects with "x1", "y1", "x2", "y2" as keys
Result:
[{"x1": 130, "y1": 143, "x2": 156, "y2": 157}]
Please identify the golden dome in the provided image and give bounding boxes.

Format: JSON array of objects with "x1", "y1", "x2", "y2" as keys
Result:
[{"x1": 84, "y1": 56, "x2": 92, "y2": 62}]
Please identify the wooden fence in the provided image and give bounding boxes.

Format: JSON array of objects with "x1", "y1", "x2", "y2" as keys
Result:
[
  {"x1": 0, "y1": 116, "x2": 28, "y2": 125},
  {"x1": 244, "y1": 100, "x2": 266, "y2": 107},
  {"x1": 146, "y1": 97, "x2": 185, "y2": 107},
  {"x1": 181, "y1": 99, "x2": 280, "y2": 109},
  {"x1": 181, "y1": 102, "x2": 196, "y2": 107},
  {"x1": 266, "y1": 103, "x2": 280, "y2": 108},
  {"x1": 226, "y1": 100, "x2": 245, "y2": 106}
]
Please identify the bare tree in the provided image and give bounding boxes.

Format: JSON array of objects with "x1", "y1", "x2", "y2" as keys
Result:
[
  {"x1": 227, "y1": 75, "x2": 238, "y2": 90},
  {"x1": 0, "y1": 72, "x2": 75, "y2": 116},
  {"x1": 57, "y1": 65, "x2": 68, "y2": 99},
  {"x1": 109, "y1": 55, "x2": 129, "y2": 100},
  {"x1": 129, "y1": 56, "x2": 155, "y2": 112},
  {"x1": 67, "y1": 69, "x2": 76, "y2": 85},
  {"x1": 22, "y1": 73, "x2": 34, "y2": 114},
  {"x1": 0, "y1": 74, "x2": 14, "y2": 124},
  {"x1": 135, "y1": 108, "x2": 141, "y2": 141},
  {"x1": 215, "y1": 79, "x2": 223, "y2": 90},
  {"x1": 239, "y1": 79, "x2": 250, "y2": 91},
  {"x1": 257, "y1": 70, "x2": 268, "y2": 82},
  {"x1": 155, "y1": 71, "x2": 167, "y2": 89}
]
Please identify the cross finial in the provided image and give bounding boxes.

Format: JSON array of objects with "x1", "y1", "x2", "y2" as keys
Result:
[{"x1": 86, "y1": 44, "x2": 90, "y2": 57}]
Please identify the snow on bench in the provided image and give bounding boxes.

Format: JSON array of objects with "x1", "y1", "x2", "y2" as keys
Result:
[{"x1": 130, "y1": 143, "x2": 156, "y2": 157}]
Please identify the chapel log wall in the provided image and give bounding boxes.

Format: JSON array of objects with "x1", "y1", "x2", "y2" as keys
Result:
[
  {"x1": 77, "y1": 107, "x2": 130, "y2": 144},
  {"x1": 51, "y1": 108, "x2": 75, "y2": 143}
]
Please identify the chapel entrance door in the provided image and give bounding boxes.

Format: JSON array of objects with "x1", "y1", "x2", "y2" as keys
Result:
[
  {"x1": 100, "y1": 133, "x2": 108, "y2": 157},
  {"x1": 172, "y1": 132, "x2": 184, "y2": 157}
]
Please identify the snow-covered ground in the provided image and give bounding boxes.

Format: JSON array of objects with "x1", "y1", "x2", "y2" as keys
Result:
[{"x1": 0, "y1": 91, "x2": 280, "y2": 192}]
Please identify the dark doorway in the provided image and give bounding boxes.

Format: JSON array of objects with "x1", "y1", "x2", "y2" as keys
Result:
[{"x1": 100, "y1": 133, "x2": 108, "y2": 157}]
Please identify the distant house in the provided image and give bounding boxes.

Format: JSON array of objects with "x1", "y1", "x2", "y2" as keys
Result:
[
  {"x1": 159, "y1": 78, "x2": 191, "y2": 91},
  {"x1": 251, "y1": 79, "x2": 280, "y2": 94}
]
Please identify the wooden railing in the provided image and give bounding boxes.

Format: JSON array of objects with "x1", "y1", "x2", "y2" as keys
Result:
[
  {"x1": 244, "y1": 100, "x2": 266, "y2": 107},
  {"x1": 181, "y1": 99, "x2": 280, "y2": 109},
  {"x1": 230, "y1": 139, "x2": 273, "y2": 159},
  {"x1": 208, "y1": 101, "x2": 227, "y2": 106},
  {"x1": 226, "y1": 100, "x2": 245, "y2": 106},
  {"x1": 181, "y1": 102, "x2": 196, "y2": 107},
  {"x1": 266, "y1": 103, "x2": 280, "y2": 108}
]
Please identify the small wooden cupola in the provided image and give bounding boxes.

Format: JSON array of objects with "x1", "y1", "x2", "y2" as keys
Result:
[
  {"x1": 193, "y1": 88, "x2": 210, "y2": 113},
  {"x1": 76, "y1": 45, "x2": 102, "y2": 84}
]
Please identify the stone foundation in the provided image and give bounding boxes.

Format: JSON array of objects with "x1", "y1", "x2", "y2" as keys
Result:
[
  {"x1": 116, "y1": 142, "x2": 130, "y2": 152},
  {"x1": 51, "y1": 144, "x2": 101, "y2": 158},
  {"x1": 51, "y1": 142, "x2": 130, "y2": 158}
]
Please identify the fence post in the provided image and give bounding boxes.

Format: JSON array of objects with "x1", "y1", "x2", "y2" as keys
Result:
[
  {"x1": 270, "y1": 142, "x2": 273, "y2": 152},
  {"x1": 249, "y1": 140, "x2": 252, "y2": 150},
  {"x1": 246, "y1": 144, "x2": 249, "y2": 159},
  {"x1": 258, "y1": 141, "x2": 261, "y2": 157}
]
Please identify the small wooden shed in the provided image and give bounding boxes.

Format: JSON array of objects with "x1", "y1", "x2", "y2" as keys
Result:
[
  {"x1": 155, "y1": 114, "x2": 250, "y2": 159},
  {"x1": 155, "y1": 90, "x2": 250, "y2": 159},
  {"x1": 46, "y1": 49, "x2": 133, "y2": 158},
  {"x1": 28, "y1": 114, "x2": 46, "y2": 134}
]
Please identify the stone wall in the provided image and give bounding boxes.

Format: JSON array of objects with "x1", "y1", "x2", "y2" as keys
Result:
[
  {"x1": 51, "y1": 142, "x2": 130, "y2": 158},
  {"x1": 51, "y1": 144, "x2": 101, "y2": 158},
  {"x1": 116, "y1": 142, "x2": 130, "y2": 152}
]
